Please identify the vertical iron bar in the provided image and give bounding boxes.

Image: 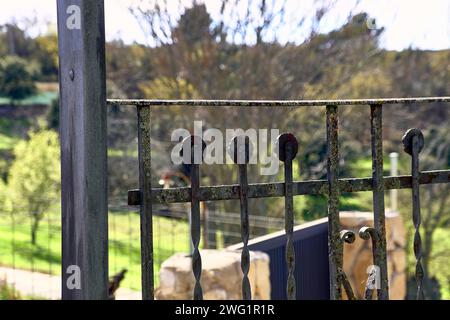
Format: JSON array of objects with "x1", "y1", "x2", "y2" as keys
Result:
[
  {"x1": 326, "y1": 105, "x2": 342, "y2": 300},
  {"x1": 137, "y1": 106, "x2": 154, "y2": 300},
  {"x1": 411, "y1": 135, "x2": 424, "y2": 300},
  {"x1": 402, "y1": 128, "x2": 425, "y2": 300},
  {"x1": 276, "y1": 133, "x2": 299, "y2": 300},
  {"x1": 189, "y1": 136, "x2": 204, "y2": 300},
  {"x1": 238, "y1": 162, "x2": 251, "y2": 300},
  {"x1": 229, "y1": 135, "x2": 252, "y2": 300},
  {"x1": 370, "y1": 104, "x2": 389, "y2": 300},
  {"x1": 284, "y1": 143, "x2": 295, "y2": 300}
]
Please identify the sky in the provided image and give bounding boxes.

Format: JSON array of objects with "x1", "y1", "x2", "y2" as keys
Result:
[{"x1": 0, "y1": 0, "x2": 448, "y2": 51}]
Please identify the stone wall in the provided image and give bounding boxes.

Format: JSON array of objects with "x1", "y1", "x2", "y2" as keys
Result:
[
  {"x1": 341, "y1": 211, "x2": 406, "y2": 300},
  {"x1": 156, "y1": 249, "x2": 270, "y2": 300}
]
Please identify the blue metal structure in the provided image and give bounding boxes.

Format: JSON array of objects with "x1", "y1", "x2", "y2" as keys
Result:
[{"x1": 230, "y1": 218, "x2": 329, "y2": 300}]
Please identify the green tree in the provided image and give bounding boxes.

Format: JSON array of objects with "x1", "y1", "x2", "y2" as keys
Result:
[
  {"x1": 0, "y1": 55, "x2": 37, "y2": 103},
  {"x1": 0, "y1": 23, "x2": 35, "y2": 57},
  {"x1": 35, "y1": 34, "x2": 59, "y2": 81},
  {"x1": 8, "y1": 129, "x2": 60, "y2": 245},
  {"x1": 138, "y1": 77, "x2": 199, "y2": 99}
]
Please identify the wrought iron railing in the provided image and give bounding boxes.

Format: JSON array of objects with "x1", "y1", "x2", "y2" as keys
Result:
[{"x1": 115, "y1": 97, "x2": 450, "y2": 300}]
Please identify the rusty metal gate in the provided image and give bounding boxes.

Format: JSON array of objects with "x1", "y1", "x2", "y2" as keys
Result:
[{"x1": 119, "y1": 97, "x2": 450, "y2": 300}]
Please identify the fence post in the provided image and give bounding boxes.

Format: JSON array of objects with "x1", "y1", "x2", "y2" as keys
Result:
[{"x1": 57, "y1": 0, "x2": 108, "y2": 299}]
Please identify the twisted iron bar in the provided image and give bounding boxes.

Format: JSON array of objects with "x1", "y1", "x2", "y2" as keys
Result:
[
  {"x1": 276, "y1": 133, "x2": 299, "y2": 300},
  {"x1": 230, "y1": 136, "x2": 252, "y2": 300},
  {"x1": 184, "y1": 135, "x2": 205, "y2": 300},
  {"x1": 402, "y1": 129, "x2": 425, "y2": 300}
]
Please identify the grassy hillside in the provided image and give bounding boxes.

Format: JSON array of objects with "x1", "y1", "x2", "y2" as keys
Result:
[{"x1": 0, "y1": 208, "x2": 193, "y2": 291}]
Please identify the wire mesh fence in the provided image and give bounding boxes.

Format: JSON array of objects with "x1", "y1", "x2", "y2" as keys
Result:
[
  {"x1": 0, "y1": 197, "x2": 286, "y2": 299},
  {"x1": 0, "y1": 200, "x2": 60, "y2": 300}
]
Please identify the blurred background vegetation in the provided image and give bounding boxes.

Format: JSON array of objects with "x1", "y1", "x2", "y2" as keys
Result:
[{"x1": 0, "y1": 0, "x2": 449, "y2": 299}]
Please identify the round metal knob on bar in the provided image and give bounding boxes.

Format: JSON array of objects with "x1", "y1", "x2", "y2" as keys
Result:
[
  {"x1": 275, "y1": 133, "x2": 299, "y2": 162},
  {"x1": 181, "y1": 135, "x2": 207, "y2": 163},
  {"x1": 402, "y1": 128, "x2": 424, "y2": 156},
  {"x1": 339, "y1": 230, "x2": 356, "y2": 244}
]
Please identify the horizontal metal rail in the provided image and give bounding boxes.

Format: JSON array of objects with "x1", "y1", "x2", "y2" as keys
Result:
[
  {"x1": 108, "y1": 97, "x2": 450, "y2": 107},
  {"x1": 107, "y1": 97, "x2": 450, "y2": 107},
  {"x1": 128, "y1": 169, "x2": 450, "y2": 205}
]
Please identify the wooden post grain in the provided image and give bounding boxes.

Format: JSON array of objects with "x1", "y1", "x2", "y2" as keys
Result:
[{"x1": 57, "y1": 0, "x2": 108, "y2": 300}]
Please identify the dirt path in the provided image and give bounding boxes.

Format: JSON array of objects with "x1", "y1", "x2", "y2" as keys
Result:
[{"x1": 0, "y1": 267, "x2": 141, "y2": 300}]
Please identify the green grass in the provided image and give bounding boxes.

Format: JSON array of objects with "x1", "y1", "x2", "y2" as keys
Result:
[{"x1": 0, "y1": 209, "x2": 192, "y2": 291}]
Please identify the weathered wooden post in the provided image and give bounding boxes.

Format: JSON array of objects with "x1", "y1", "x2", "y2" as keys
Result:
[{"x1": 57, "y1": 0, "x2": 108, "y2": 299}]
